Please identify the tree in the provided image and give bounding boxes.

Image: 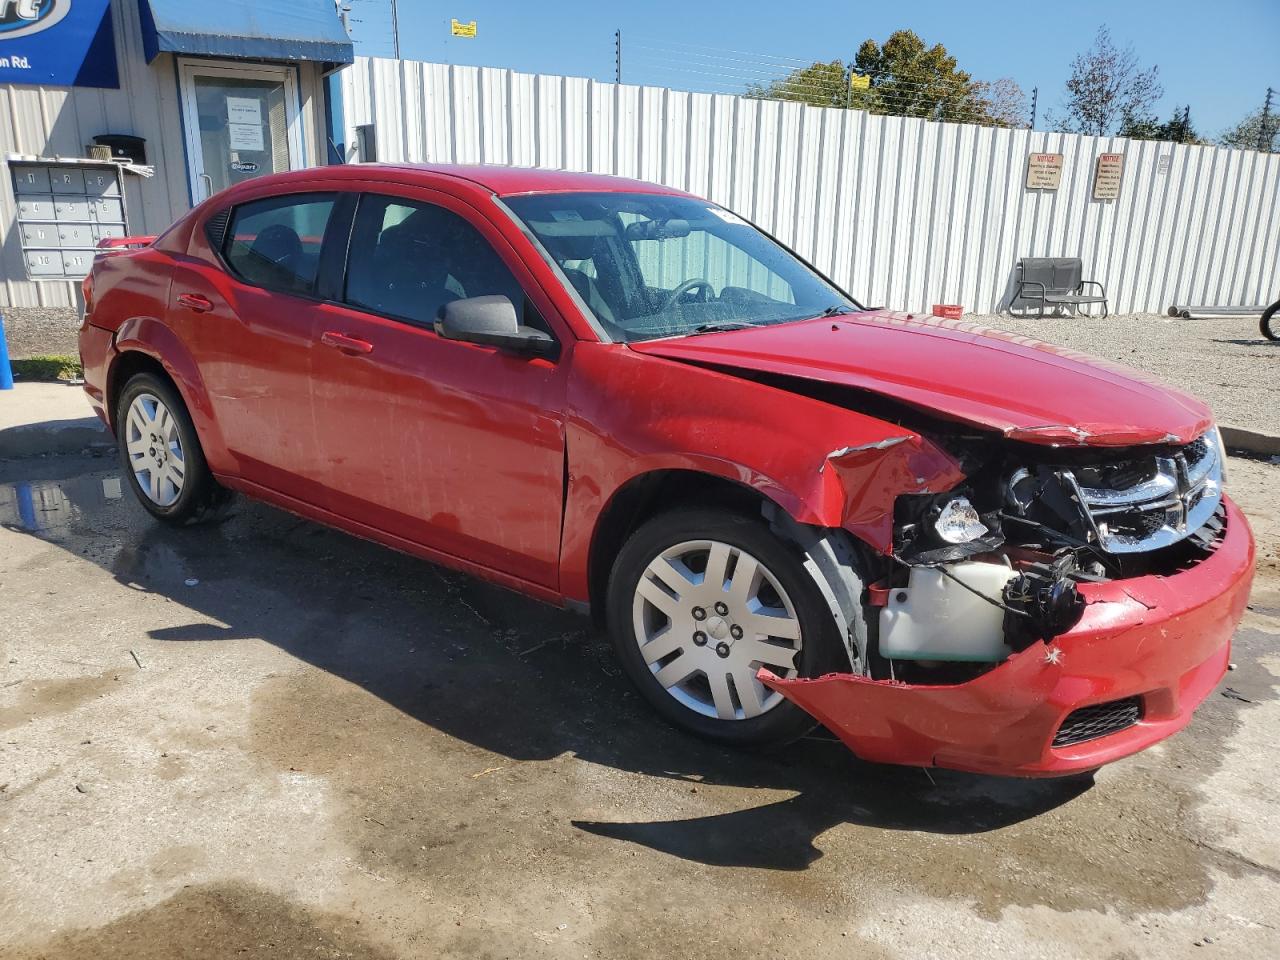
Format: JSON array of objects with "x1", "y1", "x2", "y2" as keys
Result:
[
  {"x1": 745, "y1": 30, "x2": 1026, "y2": 127},
  {"x1": 1219, "y1": 108, "x2": 1279, "y2": 153},
  {"x1": 745, "y1": 60, "x2": 847, "y2": 108},
  {"x1": 1056, "y1": 26, "x2": 1162, "y2": 136},
  {"x1": 1120, "y1": 106, "x2": 1203, "y2": 144},
  {"x1": 849, "y1": 30, "x2": 979, "y2": 122},
  {"x1": 970, "y1": 77, "x2": 1030, "y2": 129}
]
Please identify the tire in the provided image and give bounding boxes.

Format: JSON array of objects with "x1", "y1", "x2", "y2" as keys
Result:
[
  {"x1": 606, "y1": 507, "x2": 850, "y2": 748},
  {"x1": 1262, "y1": 300, "x2": 1280, "y2": 342},
  {"x1": 115, "y1": 372, "x2": 232, "y2": 525}
]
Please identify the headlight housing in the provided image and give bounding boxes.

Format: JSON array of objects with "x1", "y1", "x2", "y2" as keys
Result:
[{"x1": 933, "y1": 496, "x2": 989, "y2": 544}]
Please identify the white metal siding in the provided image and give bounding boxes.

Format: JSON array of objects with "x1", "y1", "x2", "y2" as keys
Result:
[{"x1": 341, "y1": 56, "x2": 1280, "y2": 315}]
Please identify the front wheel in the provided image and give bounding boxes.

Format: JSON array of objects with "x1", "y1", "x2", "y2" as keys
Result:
[
  {"x1": 606, "y1": 507, "x2": 849, "y2": 747},
  {"x1": 1262, "y1": 299, "x2": 1280, "y2": 342}
]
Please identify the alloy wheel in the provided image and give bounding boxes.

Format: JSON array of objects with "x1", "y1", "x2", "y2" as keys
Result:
[
  {"x1": 125, "y1": 392, "x2": 186, "y2": 507},
  {"x1": 631, "y1": 539, "x2": 802, "y2": 720}
]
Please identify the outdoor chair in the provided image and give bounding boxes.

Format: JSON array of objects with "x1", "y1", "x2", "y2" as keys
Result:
[{"x1": 1012, "y1": 257, "x2": 1109, "y2": 318}]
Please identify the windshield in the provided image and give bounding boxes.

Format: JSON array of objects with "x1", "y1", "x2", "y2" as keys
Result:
[{"x1": 503, "y1": 192, "x2": 858, "y2": 343}]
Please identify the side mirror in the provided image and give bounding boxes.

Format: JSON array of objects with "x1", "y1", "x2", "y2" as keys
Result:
[{"x1": 436, "y1": 295, "x2": 558, "y2": 359}]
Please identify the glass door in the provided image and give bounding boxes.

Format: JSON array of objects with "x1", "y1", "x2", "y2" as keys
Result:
[{"x1": 178, "y1": 60, "x2": 306, "y2": 203}]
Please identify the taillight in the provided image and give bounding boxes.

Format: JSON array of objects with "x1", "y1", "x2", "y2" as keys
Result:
[{"x1": 79, "y1": 272, "x2": 94, "y2": 329}]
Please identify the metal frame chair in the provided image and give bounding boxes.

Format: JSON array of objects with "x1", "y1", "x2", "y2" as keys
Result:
[{"x1": 1013, "y1": 258, "x2": 1109, "y2": 318}]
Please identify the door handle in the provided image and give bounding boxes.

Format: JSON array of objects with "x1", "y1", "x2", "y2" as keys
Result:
[
  {"x1": 176, "y1": 293, "x2": 213, "y2": 313},
  {"x1": 320, "y1": 331, "x2": 374, "y2": 355}
]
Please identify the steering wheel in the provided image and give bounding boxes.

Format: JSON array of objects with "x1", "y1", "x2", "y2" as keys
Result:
[{"x1": 659, "y1": 278, "x2": 714, "y2": 312}]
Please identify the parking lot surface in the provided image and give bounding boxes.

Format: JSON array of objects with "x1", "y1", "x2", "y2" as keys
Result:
[{"x1": 1, "y1": 452, "x2": 1278, "y2": 959}]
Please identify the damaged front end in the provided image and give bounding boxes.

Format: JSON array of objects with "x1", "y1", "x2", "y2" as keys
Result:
[{"x1": 764, "y1": 425, "x2": 1253, "y2": 776}]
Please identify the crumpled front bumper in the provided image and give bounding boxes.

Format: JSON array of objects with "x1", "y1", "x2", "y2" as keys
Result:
[{"x1": 761, "y1": 496, "x2": 1255, "y2": 777}]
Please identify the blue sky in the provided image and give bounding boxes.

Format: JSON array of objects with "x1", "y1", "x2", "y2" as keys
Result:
[{"x1": 345, "y1": 0, "x2": 1280, "y2": 137}]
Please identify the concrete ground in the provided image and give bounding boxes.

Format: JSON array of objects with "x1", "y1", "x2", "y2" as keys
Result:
[
  {"x1": 0, "y1": 446, "x2": 1277, "y2": 959},
  {"x1": 0, "y1": 382, "x2": 109, "y2": 458}
]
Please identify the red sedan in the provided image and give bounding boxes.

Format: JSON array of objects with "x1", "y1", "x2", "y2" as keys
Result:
[{"x1": 79, "y1": 164, "x2": 1254, "y2": 777}]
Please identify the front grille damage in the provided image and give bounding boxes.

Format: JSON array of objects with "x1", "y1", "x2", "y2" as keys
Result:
[
  {"x1": 877, "y1": 429, "x2": 1228, "y2": 682},
  {"x1": 1053, "y1": 697, "x2": 1143, "y2": 747},
  {"x1": 1025, "y1": 433, "x2": 1223, "y2": 555}
]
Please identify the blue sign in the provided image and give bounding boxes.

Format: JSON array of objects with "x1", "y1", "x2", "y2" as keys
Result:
[{"x1": 0, "y1": 0, "x2": 118, "y2": 88}]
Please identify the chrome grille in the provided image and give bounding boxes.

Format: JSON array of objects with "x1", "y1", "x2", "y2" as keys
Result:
[{"x1": 1061, "y1": 432, "x2": 1223, "y2": 554}]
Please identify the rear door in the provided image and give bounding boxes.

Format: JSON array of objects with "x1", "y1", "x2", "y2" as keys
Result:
[
  {"x1": 307, "y1": 189, "x2": 570, "y2": 588},
  {"x1": 169, "y1": 191, "x2": 342, "y2": 497}
]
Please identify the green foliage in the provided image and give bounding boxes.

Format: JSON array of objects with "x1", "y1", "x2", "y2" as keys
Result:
[
  {"x1": 1120, "y1": 108, "x2": 1203, "y2": 144},
  {"x1": 1056, "y1": 26, "x2": 1162, "y2": 136},
  {"x1": 745, "y1": 60, "x2": 848, "y2": 108},
  {"x1": 745, "y1": 30, "x2": 1025, "y2": 127},
  {"x1": 1218, "y1": 108, "x2": 1279, "y2": 152},
  {"x1": 11, "y1": 354, "x2": 83, "y2": 382},
  {"x1": 849, "y1": 30, "x2": 979, "y2": 121}
]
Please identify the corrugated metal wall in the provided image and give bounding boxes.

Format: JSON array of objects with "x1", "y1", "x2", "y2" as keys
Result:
[
  {"x1": 0, "y1": 0, "x2": 332, "y2": 309},
  {"x1": 340, "y1": 56, "x2": 1280, "y2": 315}
]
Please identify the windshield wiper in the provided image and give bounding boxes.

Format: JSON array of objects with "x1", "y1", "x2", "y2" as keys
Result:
[
  {"x1": 686, "y1": 321, "x2": 760, "y2": 335},
  {"x1": 819, "y1": 304, "x2": 855, "y2": 317}
]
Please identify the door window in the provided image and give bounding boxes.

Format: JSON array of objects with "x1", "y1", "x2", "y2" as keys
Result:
[
  {"x1": 223, "y1": 194, "x2": 335, "y2": 295},
  {"x1": 179, "y1": 60, "x2": 304, "y2": 202},
  {"x1": 193, "y1": 76, "x2": 290, "y2": 195},
  {"x1": 344, "y1": 195, "x2": 533, "y2": 329}
]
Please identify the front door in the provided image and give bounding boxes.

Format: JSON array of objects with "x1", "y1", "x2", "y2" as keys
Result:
[
  {"x1": 178, "y1": 59, "x2": 306, "y2": 203},
  {"x1": 308, "y1": 190, "x2": 569, "y2": 589}
]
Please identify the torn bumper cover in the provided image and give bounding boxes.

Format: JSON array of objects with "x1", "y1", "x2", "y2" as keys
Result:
[{"x1": 761, "y1": 496, "x2": 1255, "y2": 777}]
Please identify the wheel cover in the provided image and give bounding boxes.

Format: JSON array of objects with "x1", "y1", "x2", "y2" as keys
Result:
[
  {"x1": 631, "y1": 539, "x2": 802, "y2": 720},
  {"x1": 125, "y1": 392, "x2": 186, "y2": 507}
]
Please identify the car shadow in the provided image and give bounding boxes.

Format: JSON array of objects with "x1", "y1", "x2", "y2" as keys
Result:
[{"x1": 1, "y1": 463, "x2": 1092, "y2": 871}]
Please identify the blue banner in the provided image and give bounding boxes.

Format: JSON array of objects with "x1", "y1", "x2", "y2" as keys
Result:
[{"x1": 0, "y1": 0, "x2": 118, "y2": 89}]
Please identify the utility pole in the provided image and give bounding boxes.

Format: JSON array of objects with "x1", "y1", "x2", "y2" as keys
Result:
[
  {"x1": 1029, "y1": 86, "x2": 1038, "y2": 130},
  {"x1": 390, "y1": 0, "x2": 401, "y2": 59},
  {"x1": 614, "y1": 29, "x2": 622, "y2": 83},
  {"x1": 1261, "y1": 87, "x2": 1275, "y2": 153}
]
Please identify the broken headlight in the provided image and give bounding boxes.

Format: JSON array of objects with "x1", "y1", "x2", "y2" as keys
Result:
[
  {"x1": 934, "y1": 496, "x2": 989, "y2": 544},
  {"x1": 894, "y1": 490, "x2": 1005, "y2": 565}
]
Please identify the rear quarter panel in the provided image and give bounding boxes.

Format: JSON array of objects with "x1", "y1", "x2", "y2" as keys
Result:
[{"x1": 89, "y1": 248, "x2": 233, "y2": 472}]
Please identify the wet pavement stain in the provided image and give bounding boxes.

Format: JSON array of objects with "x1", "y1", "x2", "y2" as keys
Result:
[
  {"x1": 8, "y1": 884, "x2": 399, "y2": 960},
  {"x1": 0, "y1": 672, "x2": 123, "y2": 731}
]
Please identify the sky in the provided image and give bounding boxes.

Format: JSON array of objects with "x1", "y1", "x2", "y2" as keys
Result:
[{"x1": 343, "y1": 0, "x2": 1280, "y2": 138}]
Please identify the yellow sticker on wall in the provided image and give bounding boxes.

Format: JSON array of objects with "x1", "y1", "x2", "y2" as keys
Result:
[{"x1": 451, "y1": 19, "x2": 477, "y2": 38}]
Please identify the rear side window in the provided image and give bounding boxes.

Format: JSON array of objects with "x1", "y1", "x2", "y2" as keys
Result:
[
  {"x1": 223, "y1": 194, "x2": 335, "y2": 295},
  {"x1": 344, "y1": 194, "x2": 529, "y2": 328}
]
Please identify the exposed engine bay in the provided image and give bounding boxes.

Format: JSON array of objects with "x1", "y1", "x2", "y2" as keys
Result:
[{"x1": 870, "y1": 426, "x2": 1228, "y2": 681}]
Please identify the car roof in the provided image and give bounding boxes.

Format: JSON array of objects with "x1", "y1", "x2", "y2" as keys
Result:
[{"x1": 226, "y1": 163, "x2": 693, "y2": 200}]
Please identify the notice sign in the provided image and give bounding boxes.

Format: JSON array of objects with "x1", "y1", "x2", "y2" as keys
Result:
[
  {"x1": 1026, "y1": 153, "x2": 1063, "y2": 190},
  {"x1": 1093, "y1": 153, "x2": 1124, "y2": 199},
  {"x1": 451, "y1": 18, "x2": 477, "y2": 37},
  {"x1": 226, "y1": 97, "x2": 262, "y2": 125},
  {"x1": 228, "y1": 123, "x2": 264, "y2": 152}
]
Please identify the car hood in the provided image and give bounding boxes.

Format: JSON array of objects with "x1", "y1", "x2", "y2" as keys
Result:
[{"x1": 627, "y1": 311, "x2": 1213, "y2": 446}]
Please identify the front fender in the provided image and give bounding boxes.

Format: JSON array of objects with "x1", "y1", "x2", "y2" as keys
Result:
[
  {"x1": 558, "y1": 343, "x2": 963, "y2": 602},
  {"x1": 111, "y1": 318, "x2": 232, "y2": 473}
]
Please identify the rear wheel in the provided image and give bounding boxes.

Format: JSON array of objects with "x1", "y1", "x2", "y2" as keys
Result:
[
  {"x1": 116, "y1": 372, "x2": 231, "y2": 525},
  {"x1": 607, "y1": 507, "x2": 848, "y2": 747},
  {"x1": 1262, "y1": 299, "x2": 1280, "y2": 342}
]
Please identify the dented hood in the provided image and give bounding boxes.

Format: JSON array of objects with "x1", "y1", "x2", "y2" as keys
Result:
[{"x1": 628, "y1": 312, "x2": 1213, "y2": 446}]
